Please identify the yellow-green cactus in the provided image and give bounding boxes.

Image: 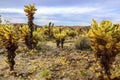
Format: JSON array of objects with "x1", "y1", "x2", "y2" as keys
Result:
[
  {"x1": 53, "y1": 27, "x2": 67, "y2": 48},
  {"x1": 24, "y1": 3, "x2": 37, "y2": 49},
  {"x1": 19, "y1": 24, "x2": 30, "y2": 48},
  {"x1": 33, "y1": 28, "x2": 44, "y2": 47},
  {"x1": 19, "y1": 25, "x2": 44, "y2": 48},
  {"x1": 88, "y1": 19, "x2": 120, "y2": 80},
  {"x1": 0, "y1": 24, "x2": 20, "y2": 72}
]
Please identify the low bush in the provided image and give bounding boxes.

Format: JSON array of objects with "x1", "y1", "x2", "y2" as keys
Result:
[{"x1": 75, "y1": 36, "x2": 91, "y2": 50}]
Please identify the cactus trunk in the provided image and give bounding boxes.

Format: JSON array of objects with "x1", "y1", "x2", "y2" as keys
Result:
[
  {"x1": 7, "y1": 51, "x2": 16, "y2": 71},
  {"x1": 61, "y1": 39, "x2": 65, "y2": 48},
  {"x1": 27, "y1": 14, "x2": 34, "y2": 49},
  {"x1": 99, "y1": 51, "x2": 111, "y2": 80},
  {"x1": 48, "y1": 22, "x2": 52, "y2": 38},
  {"x1": 5, "y1": 43, "x2": 18, "y2": 72},
  {"x1": 56, "y1": 39, "x2": 60, "y2": 48}
]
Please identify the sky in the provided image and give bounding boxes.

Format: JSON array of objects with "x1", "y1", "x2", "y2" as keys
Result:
[{"x1": 0, "y1": 0, "x2": 120, "y2": 26}]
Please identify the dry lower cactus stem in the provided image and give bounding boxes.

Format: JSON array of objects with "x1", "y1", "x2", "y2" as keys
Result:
[
  {"x1": 96, "y1": 51, "x2": 112, "y2": 80},
  {"x1": 5, "y1": 43, "x2": 18, "y2": 74},
  {"x1": 56, "y1": 39, "x2": 60, "y2": 48},
  {"x1": 56, "y1": 39, "x2": 65, "y2": 48},
  {"x1": 61, "y1": 39, "x2": 65, "y2": 48}
]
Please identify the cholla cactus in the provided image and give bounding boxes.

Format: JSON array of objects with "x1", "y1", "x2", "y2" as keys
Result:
[
  {"x1": 19, "y1": 25, "x2": 30, "y2": 48},
  {"x1": 88, "y1": 19, "x2": 120, "y2": 80},
  {"x1": 43, "y1": 22, "x2": 54, "y2": 38},
  {"x1": 0, "y1": 24, "x2": 20, "y2": 73},
  {"x1": 24, "y1": 3, "x2": 37, "y2": 49},
  {"x1": 66, "y1": 29, "x2": 78, "y2": 38},
  {"x1": 19, "y1": 25, "x2": 43, "y2": 48},
  {"x1": 53, "y1": 27, "x2": 67, "y2": 48},
  {"x1": 48, "y1": 22, "x2": 52, "y2": 38},
  {"x1": 33, "y1": 28, "x2": 44, "y2": 48}
]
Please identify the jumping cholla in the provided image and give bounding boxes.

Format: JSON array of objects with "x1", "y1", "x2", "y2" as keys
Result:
[
  {"x1": 24, "y1": 3, "x2": 37, "y2": 49},
  {"x1": 0, "y1": 24, "x2": 20, "y2": 74},
  {"x1": 88, "y1": 19, "x2": 120, "y2": 80}
]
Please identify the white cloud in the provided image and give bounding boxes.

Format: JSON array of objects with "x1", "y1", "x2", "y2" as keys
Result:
[
  {"x1": 36, "y1": 7, "x2": 98, "y2": 15},
  {"x1": 1, "y1": 6, "x2": 120, "y2": 25},
  {"x1": 0, "y1": 7, "x2": 98, "y2": 15},
  {"x1": 0, "y1": 8, "x2": 24, "y2": 13},
  {"x1": 34, "y1": 19, "x2": 59, "y2": 25},
  {"x1": 10, "y1": 18, "x2": 27, "y2": 23}
]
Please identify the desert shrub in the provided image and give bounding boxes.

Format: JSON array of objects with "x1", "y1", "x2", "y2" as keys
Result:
[{"x1": 74, "y1": 36, "x2": 91, "y2": 50}]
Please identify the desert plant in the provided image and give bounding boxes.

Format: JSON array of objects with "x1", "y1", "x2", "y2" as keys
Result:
[
  {"x1": 19, "y1": 25, "x2": 44, "y2": 49},
  {"x1": 24, "y1": 3, "x2": 37, "y2": 49},
  {"x1": 48, "y1": 22, "x2": 52, "y2": 38},
  {"x1": 88, "y1": 19, "x2": 120, "y2": 80},
  {"x1": 75, "y1": 36, "x2": 91, "y2": 50},
  {"x1": 43, "y1": 22, "x2": 54, "y2": 38},
  {"x1": 0, "y1": 24, "x2": 20, "y2": 73},
  {"x1": 33, "y1": 28, "x2": 44, "y2": 48},
  {"x1": 19, "y1": 24, "x2": 30, "y2": 49},
  {"x1": 66, "y1": 30, "x2": 78, "y2": 38},
  {"x1": 53, "y1": 27, "x2": 67, "y2": 48}
]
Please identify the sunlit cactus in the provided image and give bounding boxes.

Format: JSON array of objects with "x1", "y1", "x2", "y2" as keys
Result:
[
  {"x1": 19, "y1": 25, "x2": 43, "y2": 48},
  {"x1": 24, "y1": 3, "x2": 37, "y2": 49},
  {"x1": 66, "y1": 29, "x2": 78, "y2": 38},
  {"x1": 0, "y1": 24, "x2": 20, "y2": 73},
  {"x1": 53, "y1": 27, "x2": 67, "y2": 48},
  {"x1": 43, "y1": 22, "x2": 54, "y2": 38},
  {"x1": 88, "y1": 19, "x2": 120, "y2": 80},
  {"x1": 52, "y1": 27, "x2": 60, "y2": 34},
  {"x1": 33, "y1": 28, "x2": 44, "y2": 48},
  {"x1": 19, "y1": 24, "x2": 30, "y2": 48}
]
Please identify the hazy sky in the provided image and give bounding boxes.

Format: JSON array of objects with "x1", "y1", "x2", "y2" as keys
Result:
[{"x1": 0, "y1": 0, "x2": 120, "y2": 26}]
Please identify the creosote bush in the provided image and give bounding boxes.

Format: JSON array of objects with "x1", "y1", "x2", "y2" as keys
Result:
[
  {"x1": 88, "y1": 19, "x2": 120, "y2": 80},
  {"x1": 75, "y1": 36, "x2": 91, "y2": 50}
]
